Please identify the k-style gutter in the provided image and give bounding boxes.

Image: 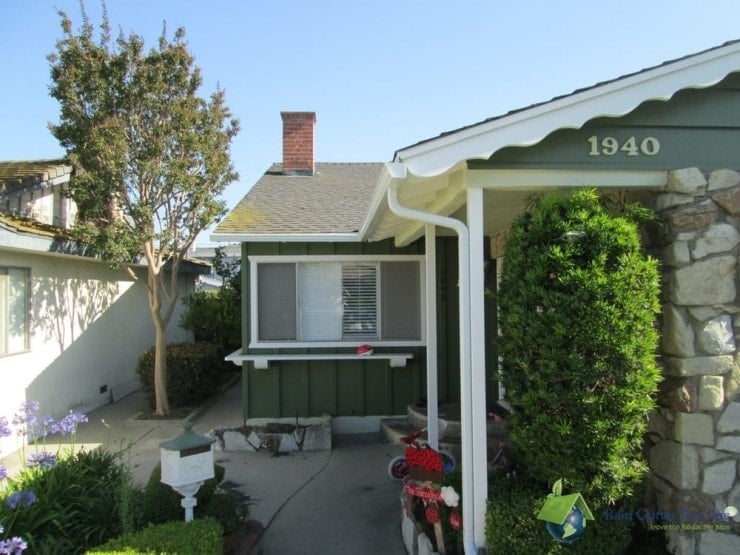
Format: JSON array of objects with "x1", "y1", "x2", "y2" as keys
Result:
[{"x1": 386, "y1": 166, "x2": 479, "y2": 554}]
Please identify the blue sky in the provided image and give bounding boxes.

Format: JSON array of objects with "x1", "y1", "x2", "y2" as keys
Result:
[{"x1": 2, "y1": 1, "x2": 739, "y2": 243}]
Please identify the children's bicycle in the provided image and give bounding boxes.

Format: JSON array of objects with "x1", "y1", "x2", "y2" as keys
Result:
[{"x1": 387, "y1": 421, "x2": 457, "y2": 480}]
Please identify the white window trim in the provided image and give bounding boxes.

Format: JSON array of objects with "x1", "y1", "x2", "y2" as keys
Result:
[
  {"x1": 249, "y1": 254, "x2": 426, "y2": 349},
  {"x1": 0, "y1": 266, "x2": 31, "y2": 357}
]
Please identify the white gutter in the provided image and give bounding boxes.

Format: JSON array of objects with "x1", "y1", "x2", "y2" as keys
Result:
[
  {"x1": 209, "y1": 232, "x2": 360, "y2": 243},
  {"x1": 387, "y1": 182, "x2": 478, "y2": 554}
]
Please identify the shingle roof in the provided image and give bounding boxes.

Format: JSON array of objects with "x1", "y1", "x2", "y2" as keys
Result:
[
  {"x1": 215, "y1": 163, "x2": 383, "y2": 236},
  {"x1": 0, "y1": 159, "x2": 72, "y2": 187}
]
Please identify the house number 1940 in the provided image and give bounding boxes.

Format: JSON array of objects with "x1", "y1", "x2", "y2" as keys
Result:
[{"x1": 587, "y1": 135, "x2": 660, "y2": 157}]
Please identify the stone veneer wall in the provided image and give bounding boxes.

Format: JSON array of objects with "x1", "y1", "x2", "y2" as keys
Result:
[{"x1": 647, "y1": 167, "x2": 740, "y2": 555}]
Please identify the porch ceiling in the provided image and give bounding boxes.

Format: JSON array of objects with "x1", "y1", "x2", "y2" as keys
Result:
[{"x1": 366, "y1": 168, "x2": 664, "y2": 246}]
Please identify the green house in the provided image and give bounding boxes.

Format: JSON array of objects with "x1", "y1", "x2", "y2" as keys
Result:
[
  {"x1": 212, "y1": 112, "x2": 498, "y2": 424},
  {"x1": 214, "y1": 41, "x2": 740, "y2": 551}
]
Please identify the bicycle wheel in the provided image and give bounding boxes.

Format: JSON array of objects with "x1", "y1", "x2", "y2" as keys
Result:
[
  {"x1": 440, "y1": 450, "x2": 456, "y2": 473},
  {"x1": 387, "y1": 455, "x2": 409, "y2": 480}
]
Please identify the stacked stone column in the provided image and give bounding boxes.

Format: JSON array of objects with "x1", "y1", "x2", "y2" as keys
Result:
[{"x1": 647, "y1": 168, "x2": 740, "y2": 554}]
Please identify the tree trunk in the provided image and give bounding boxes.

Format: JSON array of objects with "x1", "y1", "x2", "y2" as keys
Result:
[
  {"x1": 147, "y1": 265, "x2": 171, "y2": 416},
  {"x1": 153, "y1": 316, "x2": 170, "y2": 416}
]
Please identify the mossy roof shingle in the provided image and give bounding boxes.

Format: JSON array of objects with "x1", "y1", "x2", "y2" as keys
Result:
[{"x1": 215, "y1": 162, "x2": 382, "y2": 235}]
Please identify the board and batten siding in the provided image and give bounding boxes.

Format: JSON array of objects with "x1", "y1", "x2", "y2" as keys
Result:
[
  {"x1": 238, "y1": 237, "x2": 499, "y2": 419},
  {"x1": 239, "y1": 239, "x2": 422, "y2": 419}
]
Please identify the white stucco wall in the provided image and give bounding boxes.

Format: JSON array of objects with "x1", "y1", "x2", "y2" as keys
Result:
[{"x1": 0, "y1": 249, "x2": 196, "y2": 457}]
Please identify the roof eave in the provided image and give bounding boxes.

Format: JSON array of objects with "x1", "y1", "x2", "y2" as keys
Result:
[
  {"x1": 393, "y1": 40, "x2": 740, "y2": 178},
  {"x1": 210, "y1": 232, "x2": 362, "y2": 243}
]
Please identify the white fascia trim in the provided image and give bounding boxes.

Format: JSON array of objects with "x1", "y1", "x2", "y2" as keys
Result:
[
  {"x1": 209, "y1": 232, "x2": 360, "y2": 243},
  {"x1": 249, "y1": 254, "x2": 424, "y2": 263},
  {"x1": 467, "y1": 169, "x2": 668, "y2": 189},
  {"x1": 395, "y1": 42, "x2": 740, "y2": 177},
  {"x1": 247, "y1": 340, "x2": 425, "y2": 349},
  {"x1": 357, "y1": 164, "x2": 400, "y2": 240}
]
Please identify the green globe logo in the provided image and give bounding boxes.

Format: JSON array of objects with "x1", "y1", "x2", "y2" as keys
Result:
[
  {"x1": 537, "y1": 479, "x2": 593, "y2": 544},
  {"x1": 546, "y1": 506, "x2": 586, "y2": 543}
]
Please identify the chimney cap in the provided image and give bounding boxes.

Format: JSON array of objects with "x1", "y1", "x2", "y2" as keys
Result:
[{"x1": 281, "y1": 111, "x2": 317, "y2": 120}]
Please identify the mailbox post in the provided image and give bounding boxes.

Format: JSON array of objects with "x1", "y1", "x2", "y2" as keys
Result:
[{"x1": 159, "y1": 423, "x2": 216, "y2": 522}]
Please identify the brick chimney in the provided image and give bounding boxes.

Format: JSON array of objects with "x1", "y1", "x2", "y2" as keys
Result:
[{"x1": 281, "y1": 111, "x2": 316, "y2": 175}]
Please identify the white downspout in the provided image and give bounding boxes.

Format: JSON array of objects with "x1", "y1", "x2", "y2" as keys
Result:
[
  {"x1": 425, "y1": 224, "x2": 439, "y2": 451},
  {"x1": 388, "y1": 185, "x2": 477, "y2": 554}
]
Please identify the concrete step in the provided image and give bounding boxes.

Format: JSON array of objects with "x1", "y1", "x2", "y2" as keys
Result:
[
  {"x1": 406, "y1": 403, "x2": 508, "y2": 439},
  {"x1": 380, "y1": 417, "x2": 463, "y2": 462}
]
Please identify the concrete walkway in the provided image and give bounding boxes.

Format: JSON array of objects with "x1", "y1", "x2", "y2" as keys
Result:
[{"x1": 1, "y1": 379, "x2": 406, "y2": 554}]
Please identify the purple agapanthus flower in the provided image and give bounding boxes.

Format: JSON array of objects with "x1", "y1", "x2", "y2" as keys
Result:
[
  {"x1": 11, "y1": 402, "x2": 40, "y2": 436},
  {"x1": 0, "y1": 417, "x2": 10, "y2": 438},
  {"x1": 0, "y1": 536, "x2": 28, "y2": 554},
  {"x1": 56, "y1": 411, "x2": 88, "y2": 436},
  {"x1": 5, "y1": 491, "x2": 36, "y2": 510},
  {"x1": 26, "y1": 451, "x2": 56, "y2": 469},
  {"x1": 0, "y1": 465, "x2": 7, "y2": 481},
  {"x1": 31, "y1": 416, "x2": 56, "y2": 439}
]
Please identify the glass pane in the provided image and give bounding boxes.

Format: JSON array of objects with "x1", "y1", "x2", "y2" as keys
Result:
[
  {"x1": 1, "y1": 268, "x2": 29, "y2": 354},
  {"x1": 299, "y1": 263, "x2": 342, "y2": 341},
  {"x1": 257, "y1": 263, "x2": 297, "y2": 340},
  {"x1": 381, "y1": 261, "x2": 421, "y2": 340},
  {"x1": 342, "y1": 263, "x2": 378, "y2": 339}
]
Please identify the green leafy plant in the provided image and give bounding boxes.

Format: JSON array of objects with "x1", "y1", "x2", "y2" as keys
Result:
[
  {"x1": 0, "y1": 449, "x2": 140, "y2": 554},
  {"x1": 135, "y1": 342, "x2": 236, "y2": 410},
  {"x1": 49, "y1": 3, "x2": 240, "y2": 416},
  {"x1": 88, "y1": 517, "x2": 223, "y2": 555},
  {"x1": 140, "y1": 463, "x2": 225, "y2": 526},
  {"x1": 486, "y1": 473, "x2": 633, "y2": 554},
  {"x1": 498, "y1": 189, "x2": 661, "y2": 506},
  {"x1": 201, "y1": 491, "x2": 249, "y2": 536},
  {"x1": 180, "y1": 288, "x2": 241, "y2": 351}
]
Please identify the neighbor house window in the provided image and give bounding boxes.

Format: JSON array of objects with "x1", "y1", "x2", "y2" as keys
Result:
[
  {"x1": 0, "y1": 267, "x2": 30, "y2": 355},
  {"x1": 250, "y1": 255, "x2": 423, "y2": 347}
]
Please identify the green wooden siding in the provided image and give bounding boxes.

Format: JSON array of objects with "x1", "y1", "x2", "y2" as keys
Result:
[
  {"x1": 238, "y1": 237, "x2": 499, "y2": 418},
  {"x1": 469, "y1": 71, "x2": 740, "y2": 171}
]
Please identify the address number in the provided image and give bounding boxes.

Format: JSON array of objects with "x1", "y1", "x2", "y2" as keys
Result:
[{"x1": 587, "y1": 135, "x2": 660, "y2": 157}]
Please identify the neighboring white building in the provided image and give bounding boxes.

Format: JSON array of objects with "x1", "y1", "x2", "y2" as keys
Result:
[{"x1": 0, "y1": 160, "x2": 207, "y2": 458}]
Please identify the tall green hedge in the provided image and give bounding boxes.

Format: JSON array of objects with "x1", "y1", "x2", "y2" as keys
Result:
[{"x1": 498, "y1": 189, "x2": 661, "y2": 505}]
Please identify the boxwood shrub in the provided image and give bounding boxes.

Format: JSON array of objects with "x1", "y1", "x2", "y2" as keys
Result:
[
  {"x1": 87, "y1": 518, "x2": 223, "y2": 555},
  {"x1": 140, "y1": 463, "x2": 226, "y2": 526},
  {"x1": 135, "y1": 341, "x2": 236, "y2": 410},
  {"x1": 486, "y1": 473, "x2": 634, "y2": 554}
]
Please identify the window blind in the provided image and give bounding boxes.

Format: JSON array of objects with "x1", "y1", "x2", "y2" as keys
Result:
[{"x1": 342, "y1": 263, "x2": 378, "y2": 339}]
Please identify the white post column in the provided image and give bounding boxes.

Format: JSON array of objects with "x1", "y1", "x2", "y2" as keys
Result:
[
  {"x1": 425, "y1": 224, "x2": 440, "y2": 449},
  {"x1": 467, "y1": 187, "x2": 488, "y2": 549}
]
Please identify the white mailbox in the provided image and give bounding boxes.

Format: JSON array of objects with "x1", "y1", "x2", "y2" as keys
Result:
[{"x1": 159, "y1": 423, "x2": 216, "y2": 521}]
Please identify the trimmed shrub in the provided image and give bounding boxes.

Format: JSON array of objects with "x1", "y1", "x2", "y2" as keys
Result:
[
  {"x1": 0, "y1": 449, "x2": 140, "y2": 554},
  {"x1": 498, "y1": 189, "x2": 661, "y2": 506},
  {"x1": 486, "y1": 473, "x2": 634, "y2": 554},
  {"x1": 87, "y1": 517, "x2": 223, "y2": 555},
  {"x1": 180, "y1": 287, "x2": 240, "y2": 351},
  {"x1": 135, "y1": 342, "x2": 236, "y2": 410},
  {"x1": 201, "y1": 491, "x2": 249, "y2": 536},
  {"x1": 140, "y1": 463, "x2": 226, "y2": 526}
]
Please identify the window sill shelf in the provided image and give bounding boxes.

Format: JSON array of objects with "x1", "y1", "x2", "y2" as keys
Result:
[{"x1": 225, "y1": 350, "x2": 414, "y2": 369}]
